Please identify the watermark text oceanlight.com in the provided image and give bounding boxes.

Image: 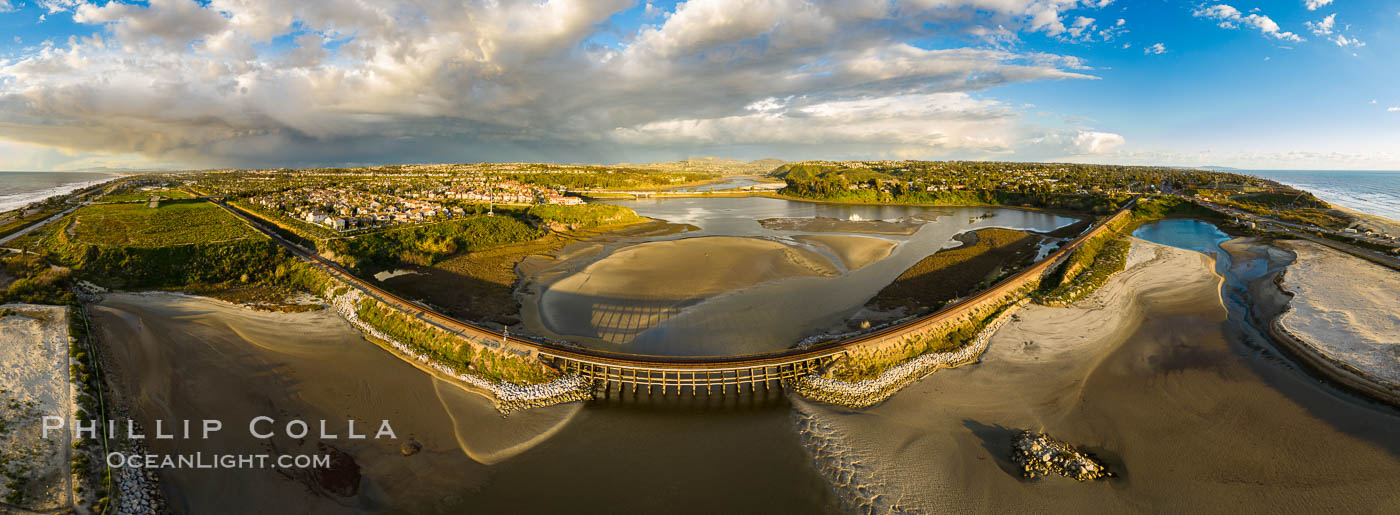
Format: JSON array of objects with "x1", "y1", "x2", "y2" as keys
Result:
[{"x1": 107, "y1": 452, "x2": 333, "y2": 469}]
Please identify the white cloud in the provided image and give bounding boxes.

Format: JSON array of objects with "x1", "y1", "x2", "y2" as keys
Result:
[
  {"x1": 1389, "y1": 107, "x2": 1400, "y2": 112},
  {"x1": 1073, "y1": 131, "x2": 1125, "y2": 153},
  {"x1": 0, "y1": 0, "x2": 1122, "y2": 168},
  {"x1": 1306, "y1": 13, "x2": 1335, "y2": 35},
  {"x1": 1116, "y1": 18, "x2": 1126, "y2": 26},
  {"x1": 1193, "y1": 4, "x2": 1304, "y2": 42},
  {"x1": 1331, "y1": 34, "x2": 1365, "y2": 48},
  {"x1": 1066, "y1": 16, "x2": 1096, "y2": 39},
  {"x1": 0, "y1": 0, "x2": 15, "y2": 13},
  {"x1": 1305, "y1": 0, "x2": 1333, "y2": 11},
  {"x1": 1144, "y1": 43, "x2": 1167, "y2": 55}
]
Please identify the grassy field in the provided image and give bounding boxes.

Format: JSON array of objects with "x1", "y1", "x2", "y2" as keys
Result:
[
  {"x1": 71, "y1": 201, "x2": 256, "y2": 247},
  {"x1": 100, "y1": 188, "x2": 194, "y2": 203},
  {"x1": 868, "y1": 228, "x2": 1041, "y2": 314},
  {"x1": 527, "y1": 203, "x2": 643, "y2": 229}
]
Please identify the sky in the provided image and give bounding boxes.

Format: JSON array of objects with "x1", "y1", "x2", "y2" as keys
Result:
[{"x1": 0, "y1": 0, "x2": 1396, "y2": 171}]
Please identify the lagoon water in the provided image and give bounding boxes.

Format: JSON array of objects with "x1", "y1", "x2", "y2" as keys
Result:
[
  {"x1": 91, "y1": 217, "x2": 1400, "y2": 514},
  {"x1": 519, "y1": 197, "x2": 1078, "y2": 356}
]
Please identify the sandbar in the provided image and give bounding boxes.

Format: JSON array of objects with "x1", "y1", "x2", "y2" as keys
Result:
[
  {"x1": 757, "y1": 216, "x2": 925, "y2": 235},
  {"x1": 791, "y1": 234, "x2": 897, "y2": 271}
]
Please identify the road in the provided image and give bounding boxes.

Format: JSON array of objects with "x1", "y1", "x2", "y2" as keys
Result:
[
  {"x1": 0, "y1": 185, "x2": 115, "y2": 248},
  {"x1": 0, "y1": 205, "x2": 81, "y2": 247},
  {"x1": 1186, "y1": 197, "x2": 1400, "y2": 270}
]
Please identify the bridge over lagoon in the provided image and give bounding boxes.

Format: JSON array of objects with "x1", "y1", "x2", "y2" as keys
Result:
[{"x1": 211, "y1": 193, "x2": 1133, "y2": 397}]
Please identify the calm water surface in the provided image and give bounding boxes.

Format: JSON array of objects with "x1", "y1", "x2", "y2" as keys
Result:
[
  {"x1": 94, "y1": 216, "x2": 1400, "y2": 514},
  {"x1": 522, "y1": 197, "x2": 1078, "y2": 356}
]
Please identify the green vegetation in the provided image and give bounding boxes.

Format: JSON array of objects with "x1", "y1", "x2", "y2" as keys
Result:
[
  {"x1": 1035, "y1": 236, "x2": 1130, "y2": 306},
  {"x1": 99, "y1": 188, "x2": 193, "y2": 203},
  {"x1": 0, "y1": 253, "x2": 74, "y2": 305},
  {"x1": 354, "y1": 298, "x2": 553, "y2": 385},
  {"x1": 1127, "y1": 196, "x2": 1221, "y2": 223},
  {"x1": 9, "y1": 200, "x2": 288, "y2": 291},
  {"x1": 526, "y1": 203, "x2": 643, "y2": 229},
  {"x1": 869, "y1": 228, "x2": 1041, "y2": 314},
  {"x1": 70, "y1": 201, "x2": 256, "y2": 247},
  {"x1": 777, "y1": 165, "x2": 1129, "y2": 213},
  {"x1": 67, "y1": 306, "x2": 112, "y2": 514},
  {"x1": 830, "y1": 287, "x2": 1028, "y2": 382},
  {"x1": 326, "y1": 214, "x2": 544, "y2": 267},
  {"x1": 1194, "y1": 187, "x2": 1347, "y2": 229}
]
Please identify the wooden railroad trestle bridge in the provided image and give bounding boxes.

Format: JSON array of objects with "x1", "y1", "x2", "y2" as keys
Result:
[
  {"x1": 537, "y1": 350, "x2": 843, "y2": 395},
  {"x1": 207, "y1": 190, "x2": 1137, "y2": 400}
]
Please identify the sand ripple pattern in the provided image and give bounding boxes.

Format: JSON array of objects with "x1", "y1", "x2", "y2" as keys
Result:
[{"x1": 792, "y1": 402, "x2": 924, "y2": 514}]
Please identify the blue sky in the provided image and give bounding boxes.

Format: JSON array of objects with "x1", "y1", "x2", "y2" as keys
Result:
[{"x1": 0, "y1": 0, "x2": 1396, "y2": 171}]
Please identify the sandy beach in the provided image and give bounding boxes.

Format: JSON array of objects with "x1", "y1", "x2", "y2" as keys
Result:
[
  {"x1": 1333, "y1": 204, "x2": 1400, "y2": 237},
  {"x1": 791, "y1": 238, "x2": 1400, "y2": 512},
  {"x1": 790, "y1": 234, "x2": 897, "y2": 271},
  {"x1": 0, "y1": 304, "x2": 71, "y2": 511},
  {"x1": 1273, "y1": 240, "x2": 1400, "y2": 400}
]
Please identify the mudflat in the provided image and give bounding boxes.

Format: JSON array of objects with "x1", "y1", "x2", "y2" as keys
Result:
[
  {"x1": 757, "y1": 216, "x2": 926, "y2": 235},
  {"x1": 793, "y1": 239, "x2": 1400, "y2": 512}
]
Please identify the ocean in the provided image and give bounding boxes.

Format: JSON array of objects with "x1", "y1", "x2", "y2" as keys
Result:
[
  {"x1": 1247, "y1": 170, "x2": 1400, "y2": 222},
  {"x1": 0, "y1": 171, "x2": 123, "y2": 212}
]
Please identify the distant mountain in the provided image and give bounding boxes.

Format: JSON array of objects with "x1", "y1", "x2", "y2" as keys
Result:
[{"x1": 619, "y1": 157, "x2": 786, "y2": 175}]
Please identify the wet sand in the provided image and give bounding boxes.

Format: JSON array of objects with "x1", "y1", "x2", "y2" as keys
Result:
[
  {"x1": 90, "y1": 292, "x2": 838, "y2": 514},
  {"x1": 793, "y1": 239, "x2": 1400, "y2": 512},
  {"x1": 791, "y1": 234, "x2": 897, "y2": 271},
  {"x1": 538, "y1": 236, "x2": 838, "y2": 345},
  {"x1": 91, "y1": 293, "x2": 580, "y2": 514}
]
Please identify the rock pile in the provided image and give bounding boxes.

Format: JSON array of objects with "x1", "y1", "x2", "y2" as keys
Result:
[
  {"x1": 787, "y1": 301, "x2": 1024, "y2": 408},
  {"x1": 1010, "y1": 431, "x2": 1112, "y2": 481},
  {"x1": 115, "y1": 439, "x2": 166, "y2": 514},
  {"x1": 328, "y1": 287, "x2": 592, "y2": 414}
]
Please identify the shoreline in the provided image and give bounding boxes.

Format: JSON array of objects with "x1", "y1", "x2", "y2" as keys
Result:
[
  {"x1": 788, "y1": 237, "x2": 1165, "y2": 409},
  {"x1": 1264, "y1": 240, "x2": 1400, "y2": 407},
  {"x1": 1268, "y1": 316, "x2": 1400, "y2": 407},
  {"x1": 0, "y1": 172, "x2": 125, "y2": 213}
]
